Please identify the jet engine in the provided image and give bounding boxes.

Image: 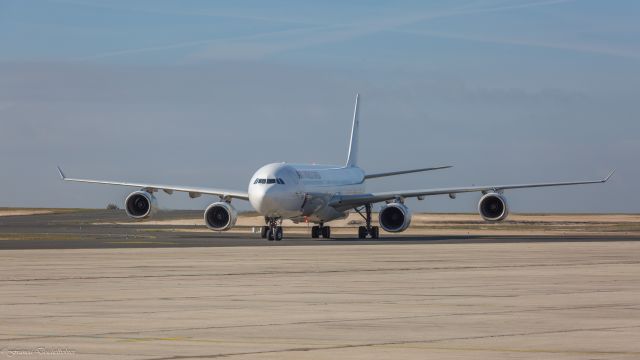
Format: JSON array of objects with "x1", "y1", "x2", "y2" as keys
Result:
[
  {"x1": 379, "y1": 202, "x2": 412, "y2": 232},
  {"x1": 204, "y1": 202, "x2": 238, "y2": 231},
  {"x1": 124, "y1": 191, "x2": 157, "y2": 219},
  {"x1": 478, "y1": 193, "x2": 509, "y2": 221}
]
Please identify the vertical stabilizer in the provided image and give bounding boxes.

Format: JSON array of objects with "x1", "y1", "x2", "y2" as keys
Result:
[{"x1": 345, "y1": 94, "x2": 359, "y2": 167}]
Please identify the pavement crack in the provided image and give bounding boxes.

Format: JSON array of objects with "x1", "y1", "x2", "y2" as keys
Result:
[{"x1": 142, "y1": 325, "x2": 640, "y2": 359}]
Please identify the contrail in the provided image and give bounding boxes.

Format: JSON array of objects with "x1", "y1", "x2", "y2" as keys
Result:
[
  {"x1": 397, "y1": 29, "x2": 640, "y2": 60},
  {"x1": 76, "y1": 0, "x2": 580, "y2": 62}
]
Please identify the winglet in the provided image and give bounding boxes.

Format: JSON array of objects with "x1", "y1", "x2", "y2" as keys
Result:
[
  {"x1": 603, "y1": 169, "x2": 616, "y2": 182},
  {"x1": 57, "y1": 166, "x2": 66, "y2": 180}
]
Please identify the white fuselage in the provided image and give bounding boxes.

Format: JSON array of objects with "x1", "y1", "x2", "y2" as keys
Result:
[{"x1": 248, "y1": 163, "x2": 365, "y2": 223}]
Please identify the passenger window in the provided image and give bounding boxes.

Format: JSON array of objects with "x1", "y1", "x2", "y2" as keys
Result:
[{"x1": 267, "y1": 178, "x2": 276, "y2": 184}]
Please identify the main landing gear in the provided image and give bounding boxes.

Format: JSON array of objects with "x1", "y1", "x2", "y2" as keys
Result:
[
  {"x1": 355, "y1": 204, "x2": 379, "y2": 239},
  {"x1": 261, "y1": 217, "x2": 283, "y2": 241},
  {"x1": 311, "y1": 223, "x2": 331, "y2": 239}
]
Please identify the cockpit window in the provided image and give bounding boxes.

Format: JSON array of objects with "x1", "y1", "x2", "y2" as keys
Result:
[{"x1": 254, "y1": 178, "x2": 285, "y2": 185}]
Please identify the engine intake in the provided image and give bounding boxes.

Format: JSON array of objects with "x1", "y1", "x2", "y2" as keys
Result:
[
  {"x1": 379, "y1": 202, "x2": 412, "y2": 232},
  {"x1": 125, "y1": 191, "x2": 157, "y2": 219},
  {"x1": 204, "y1": 202, "x2": 237, "y2": 231},
  {"x1": 478, "y1": 193, "x2": 509, "y2": 222}
]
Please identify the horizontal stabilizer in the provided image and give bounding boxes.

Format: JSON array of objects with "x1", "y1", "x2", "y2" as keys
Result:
[{"x1": 365, "y1": 165, "x2": 452, "y2": 180}]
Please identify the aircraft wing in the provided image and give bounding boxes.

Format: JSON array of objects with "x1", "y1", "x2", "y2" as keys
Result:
[
  {"x1": 330, "y1": 170, "x2": 615, "y2": 210},
  {"x1": 57, "y1": 167, "x2": 249, "y2": 201},
  {"x1": 365, "y1": 165, "x2": 452, "y2": 179}
]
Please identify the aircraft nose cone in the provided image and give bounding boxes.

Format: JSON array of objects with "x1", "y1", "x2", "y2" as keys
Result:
[{"x1": 250, "y1": 186, "x2": 281, "y2": 215}]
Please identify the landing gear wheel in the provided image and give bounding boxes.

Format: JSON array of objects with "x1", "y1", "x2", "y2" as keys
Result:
[
  {"x1": 321, "y1": 226, "x2": 331, "y2": 239},
  {"x1": 260, "y1": 226, "x2": 268, "y2": 239},
  {"x1": 265, "y1": 218, "x2": 282, "y2": 241},
  {"x1": 358, "y1": 226, "x2": 367, "y2": 239},
  {"x1": 371, "y1": 226, "x2": 379, "y2": 239},
  {"x1": 311, "y1": 226, "x2": 320, "y2": 238},
  {"x1": 354, "y1": 204, "x2": 381, "y2": 239}
]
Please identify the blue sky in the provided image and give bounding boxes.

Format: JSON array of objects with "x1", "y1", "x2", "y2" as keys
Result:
[
  {"x1": 0, "y1": 0, "x2": 639, "y2": 212},
  {"x1": 3, "y1": 0, "x2": 639, "y2": 66}
]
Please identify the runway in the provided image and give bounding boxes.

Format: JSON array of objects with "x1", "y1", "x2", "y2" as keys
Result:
[
  {"x1": 3, "y1": 242, "x2": 640, "y2": 359},
  {"x1": 1, "y1": 210, "x2": 639, "y2": 250},
  {"x1": 2, "y1": 210, "x2": 640, "y2": 359}
]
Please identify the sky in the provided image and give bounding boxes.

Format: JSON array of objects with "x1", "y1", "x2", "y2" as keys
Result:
[{"x1": 0, "y1": 0, "x2": 639, "y2": 213}]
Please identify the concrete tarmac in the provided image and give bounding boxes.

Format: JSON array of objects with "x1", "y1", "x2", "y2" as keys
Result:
[
  {"x1": 1, "y1": 210, "x2": 639, "y2": 249},
  {"x1": 1, "y1": 210, "x2": 640, "y2": 359},
  {"x1": 2, "y1": 242, "x2": 640, "y2": 359}
]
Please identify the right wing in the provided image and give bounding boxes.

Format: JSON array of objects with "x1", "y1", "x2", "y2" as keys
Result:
[
  {"x1": 330, "y1": 170, "x2": 615, "y2": 210},
  {"x1": 57, "y1": 167, "x2": 249, "y2": 201}
]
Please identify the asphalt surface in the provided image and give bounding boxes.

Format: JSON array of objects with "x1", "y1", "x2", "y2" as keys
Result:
[{"x1": 1, "y1": 210, "x2": 639, "y2": 250}]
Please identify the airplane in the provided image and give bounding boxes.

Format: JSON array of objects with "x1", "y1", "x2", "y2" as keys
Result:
[{"x1": 57, "y1": 94, "x2": 614, "y2": 241}]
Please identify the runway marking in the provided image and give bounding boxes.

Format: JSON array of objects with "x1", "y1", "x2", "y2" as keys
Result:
[
  {"x1": 0, "y1": 234, "x2": 83, "y2": 241},
  {"x1": 0, "y1": 232, "x2": 156, "y2": 241},
  {"x1": 118, "y1": 336, "x2": 188, "y2": 343},
  {"x1": 105, "y1": 241, "x2": 178, "y2": 245}
]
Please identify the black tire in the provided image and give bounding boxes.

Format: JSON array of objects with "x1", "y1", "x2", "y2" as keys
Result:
[
  {"x1": 261, "y1": 226, "x2": 268, "y2": 239},
  {"x1": 358, "y1": 226, "x2": 366, "y2": 239},
  {"x1": 321, "y1": 226, "x2": 331, "y2": 239},
  {"x1": 371, "y1": 226, "x2": 380, "y2": 239},
  {"x1": 275, "y1": 226, "x2": 283, "y2": 241},
  {"x1": 267, "y1": 229, "x2": 274, "y2": 241},
  {"x1": 311, "y1": 226, "x2": 320, "y2": 238}
]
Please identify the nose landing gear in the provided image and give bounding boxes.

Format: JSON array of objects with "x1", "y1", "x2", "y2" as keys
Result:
[{"x1": 262, "y1": 217, "x2": 283, "y2": 241}]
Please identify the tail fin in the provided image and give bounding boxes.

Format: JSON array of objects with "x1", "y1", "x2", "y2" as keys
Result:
[{"x1": 345, "y1": 93, "x2": 359, "y2": 167}]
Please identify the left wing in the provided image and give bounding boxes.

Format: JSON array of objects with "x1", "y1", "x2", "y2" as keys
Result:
[
  {"x1": 330, "y1": 170, "x2": 615, "y2": 210},
  {"x1": 57, "y1": 166, "x2": 249, "y2": 201}
]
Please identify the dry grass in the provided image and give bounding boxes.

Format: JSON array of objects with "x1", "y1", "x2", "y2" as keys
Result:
[{"x1": 0, "y1": 207, "x2": 85, "y2": 217}]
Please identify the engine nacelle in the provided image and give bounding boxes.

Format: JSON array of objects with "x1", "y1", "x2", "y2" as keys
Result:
[
  {"x1": 124, "y1": 191, "x2": 157, "y2": 219},
  {"x1": 204, "y1": 202, "x2": 237, "y2": 231},
  {"x1": 478, "y1": 193, "x2": 509, "y2": 222},
  {"x1": 379, "y1": 202, "x2": 412, "y2": 232}
]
